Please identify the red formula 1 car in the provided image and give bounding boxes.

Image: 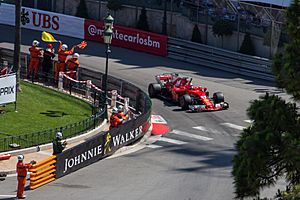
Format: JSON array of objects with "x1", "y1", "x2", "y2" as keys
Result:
[{"x1": 148, "y1": 73, "x2": 229, "y2": 112}]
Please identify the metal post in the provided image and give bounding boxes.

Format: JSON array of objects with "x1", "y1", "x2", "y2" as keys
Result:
[
  {"x1": 98, "y1": 0, "x2": 102, "y2": 20},
  {"x1": 162, "y1": 0, "x2": 167, "y2": 35},
  {"x1": 58, "y1": 72, "x2": 64, "y2": 91},
  {"x1": 103, "y1": 44, "x2": 111, "y2": 119},
  {"x1": 237, "y1": 4, "x2": 240, "y2": 51},
  {"x1": 13, "y1": 0, "x2": 21, "y2": 91},
  {"x1": 110, "y1": 90, "x2": 117, "y2": 108},
  {"x1": 86, "y1": 80, "x2": 92, "y2": 99},
  {"x1": 205, "y1": 4, "x2": 208, "y2": 45}
]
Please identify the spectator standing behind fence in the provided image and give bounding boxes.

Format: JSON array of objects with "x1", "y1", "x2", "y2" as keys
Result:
[
  {"x1": 55, "y1": 41, "x2": 76, "y2": 82},
  {"x1": 65, "y1": 53, "x2": 80, "y2": 80},
  {"x1": 109, "y1": 107, "x2": 123, "y2": 130},
  {"x1": 16, "y1": 155, "x2": 33, "y2": 199},
  {"x1": 42, "y1": 43, "x2": 55, "y2": 82},
  {"x1": 28, "y1": 40, "x2": 43, "y2": 81},
  {"x1": 52, "y1": 132, "x2": 67, "y2": 155}
]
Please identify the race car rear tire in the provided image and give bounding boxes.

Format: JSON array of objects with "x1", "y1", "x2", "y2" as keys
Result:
[
  {"x1": 179, "y1": 94, "x2": 192, "y2": 110},
  {"x1": 148, "y1": 83, "x2": 161, "y2": 98},
  {"x1": 213, "y1": 92, "x2": 224, "y2": 104}
]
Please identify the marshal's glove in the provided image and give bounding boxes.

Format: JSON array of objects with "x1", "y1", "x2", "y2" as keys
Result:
[{"x1": 30, "y1": 160, "x2": 37, "y2": 165}]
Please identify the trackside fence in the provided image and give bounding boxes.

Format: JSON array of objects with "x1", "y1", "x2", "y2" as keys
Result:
[
  {"x1": 167, "y1": 37, "x2": 274, "y2": 81},
  {"x1": 0, "y1": 48, "x2": 106, "y2": 152}
]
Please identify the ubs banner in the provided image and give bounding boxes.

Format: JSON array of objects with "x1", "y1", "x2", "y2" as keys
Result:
[
  {"x1": 0, "y1": 74, "x2": 16, "y2": 105},
  {"x1": 0, "y1": 3, "x2": 84, "y2": 39},
  {"x1": 84, "y1": 19, "x2": 167, "y2": 56},
  {"x1": 56, "y1": 114, "x2": 151, "y2": 178}
]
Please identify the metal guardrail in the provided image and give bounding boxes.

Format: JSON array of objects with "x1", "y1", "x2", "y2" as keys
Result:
[{"x1": 167, "y1": 37, "x2": 274, "y2": 81}]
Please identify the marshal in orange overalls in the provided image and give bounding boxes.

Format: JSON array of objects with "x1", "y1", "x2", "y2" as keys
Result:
[
  {"x1": 16, "y1": 160, "x2": 32, "y2": 198},
  {"x1": 109, "y1": 114, "x2": 123, "y2": 130},
  {"x1": 28, "y1": 46, "x2": 43, "y2": 79},
  {"x1": 65, "y1": 57, "x2": 80, "y2": 79},
  {"x1": 55, "y1": 42, "x2": 75, "y2": 81}
]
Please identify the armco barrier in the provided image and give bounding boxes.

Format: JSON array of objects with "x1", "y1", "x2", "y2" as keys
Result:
[
  {"x1": 55, "y1": 68, "x2": 152, "y2": 178},
  {"x1": 29, "y1": 156, "x2": 56, "y2": 190},
  {"x1": 168, "y1": 37, "x2": 274, "y2": 81}
]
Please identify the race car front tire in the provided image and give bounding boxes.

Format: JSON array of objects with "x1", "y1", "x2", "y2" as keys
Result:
[
  {"x1": 213, "y1": 92, "x2": 224, "y2": 104},
  {"x1": 179, "y1": 94, "x2": 192, "y2": 110},
  {"x1": 148, "y1": 83, "x2": 161, "y2": 98}
]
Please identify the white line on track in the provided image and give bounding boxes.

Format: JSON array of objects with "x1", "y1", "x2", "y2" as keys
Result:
[
  {"x1": 157, "y1": 137, "x2": 187, "y2": 145},
  {"x1": 221, "y1": 123, "x2": 246, "y2": 131},
  {"x1": 146, "y1": 144, "x2": 162, "y2": 149},
  {"x1": 193, "y1": 126, "x2": 222, "y2": 134},
  {"x1": 172, "y1": 130, "x2": 213, "y2": 141},
  {"x1": 0, "y1": 195, "x2": 16, "y2": 198},
  {"x1": 193, "y1": 126, "x2": 209, "y2": 132},
  {"x1": 244, "y1": 120, "x2": 253, "y2": 124}
]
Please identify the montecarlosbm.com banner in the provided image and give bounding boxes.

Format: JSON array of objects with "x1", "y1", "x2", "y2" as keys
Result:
[
  {"x1": 0, "y1": 3, "x2": 84, "y2": 39},
  {"x1": 84, "y1": 19, "x2": 167, "y2": 56}
]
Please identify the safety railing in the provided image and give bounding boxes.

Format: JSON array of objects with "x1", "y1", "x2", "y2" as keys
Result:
[
  {"x1": 167, "y1": 37, "x2": 274, "y2": 81},
  {"x1": 0, "y1": 112, "x2": 104, "y2": 152},
  {"x1": 29, "y1": 156, "x2": 56, "y2": 190}
]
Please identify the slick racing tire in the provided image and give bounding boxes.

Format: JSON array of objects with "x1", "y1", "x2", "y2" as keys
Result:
[
  {"x1": 179, "y1": 94, "x2": 192, "y2": 110},
  {"x1": 148, "y1": 83, "x2": 161, "y2": 98},
  {"x1": 213, "y1": 92, "x2": 224, "y2": 104}
]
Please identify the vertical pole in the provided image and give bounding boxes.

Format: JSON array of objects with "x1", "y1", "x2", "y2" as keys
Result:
[
  {"x1": 170, "y1": 0, "x2": 173, "y2": 36},
  {"x1": 103, "y1": 44, "x2": 110, "y2": 119},
  {"x1": 63, "y1": 0, "x2": 66, "y2": 14},
  {"x1": 236, "y1": 1, "x2": 240, "y2": 52},
  {"x1": 13, "y1": 0, "x2": 21, "y2": 92},
  {"x1": 162, "y1": 0, "x2": 167, "y2": 35},
  {"x1": 205, "y1": 4, "x2": 208, "y2": 44},
  {"x1": 58, "y1": 72, "x2": 64, "y2": 91},
  {"x1": 93, "y1": 91, "x2": 96, "y2": 128},
  {"x1": 98, "y1": 0, "x2": 101, "y2": 20}
]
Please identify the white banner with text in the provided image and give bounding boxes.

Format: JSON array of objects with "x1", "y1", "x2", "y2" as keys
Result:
[
  {"x1": 0, "y1": 3, "x2": 84, "y2": 39},
  {"x1": 0, "y1": 74, "x2": 16, "y2": 105}
]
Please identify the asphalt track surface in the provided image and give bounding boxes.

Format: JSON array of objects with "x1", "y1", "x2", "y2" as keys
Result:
[{"x1": 0, "y1": 24, "x2": 289, "y2": 200}]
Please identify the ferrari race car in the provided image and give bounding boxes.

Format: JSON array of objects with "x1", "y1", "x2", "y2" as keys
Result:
[{"x1": 148, "y1": 73, "x2": 229, "y2": 112}]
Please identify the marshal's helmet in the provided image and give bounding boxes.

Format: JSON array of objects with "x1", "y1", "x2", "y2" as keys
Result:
[
  {"x1": 17, "y1": 155, "x2": 24, "y2": 161},
  {"x1": 61, "y1": 44, "x2": 68, "y2": 51},
  {"x1": 32, "y1": 40, "x2": 39, "y2": 46},
  {"x1": 117, "y1": 105, "x2": 123, "y2": 112},
  {"x1": 73, "y1": 53, "x2": 80, "y2": 59},
  {"x1": 112, "y1": 107, "x2": 118, "y2": 114},
  {"x1": 56, "y1": 132, "x2": 63, "y2": 139}
]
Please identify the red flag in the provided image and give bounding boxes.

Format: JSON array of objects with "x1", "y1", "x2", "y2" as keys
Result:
[{"x1": 77, "y1": 41, "x2": 87, "y2": 49}]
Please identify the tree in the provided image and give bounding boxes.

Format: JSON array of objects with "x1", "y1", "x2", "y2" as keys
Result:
[
  {"x1": 272, "y1": 0, "x2": 300, "y2": 101},
  {"x1": 212, "y1": 19, "x2": 233, "y2": 48},
  {"x1": 239, "y1": 32, "x2": 255, "y2": 56},
  {"x1": 137, "y1": 7, "x2": 149, "y2": 31},
  {"x1": 232, "y1": 93, "x2": 300, "y2": 199},
  {"x1": 76, "y1": 0, "x2": 89, "y2": 19},
  {"x1": 232, "y1": 0, "x2": 300, "y2": 199},
  {"x1": 191, "y1": 24, "x2": 202, "y2": 44}
]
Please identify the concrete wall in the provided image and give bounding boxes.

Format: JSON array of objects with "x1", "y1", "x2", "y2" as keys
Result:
[{"x1": 53, "y1": 0, "x2": 271, "y2": 58}]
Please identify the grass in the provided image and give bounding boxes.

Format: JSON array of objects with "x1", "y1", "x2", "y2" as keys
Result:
[{"x1": 0, "y1": 81, "x2": 92, "y2": 137}]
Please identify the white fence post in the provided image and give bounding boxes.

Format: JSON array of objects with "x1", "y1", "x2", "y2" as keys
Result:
[
  {"x1": 124, "y1": 97, "x2": 130, "y2": 115},
  {"x1": 110, "y1": 90, "x2": 117, "y2": 108},
  {"x1": 58, "y1": 72, "x2": 64, "y2": 91},
  {"x1": 86, "y1": 80, "x2": 92, "y2": 99}
]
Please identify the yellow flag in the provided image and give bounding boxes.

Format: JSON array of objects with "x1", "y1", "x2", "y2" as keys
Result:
[{"x1": 41, "y1": 31, "x2": 57, "y2": 42}]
